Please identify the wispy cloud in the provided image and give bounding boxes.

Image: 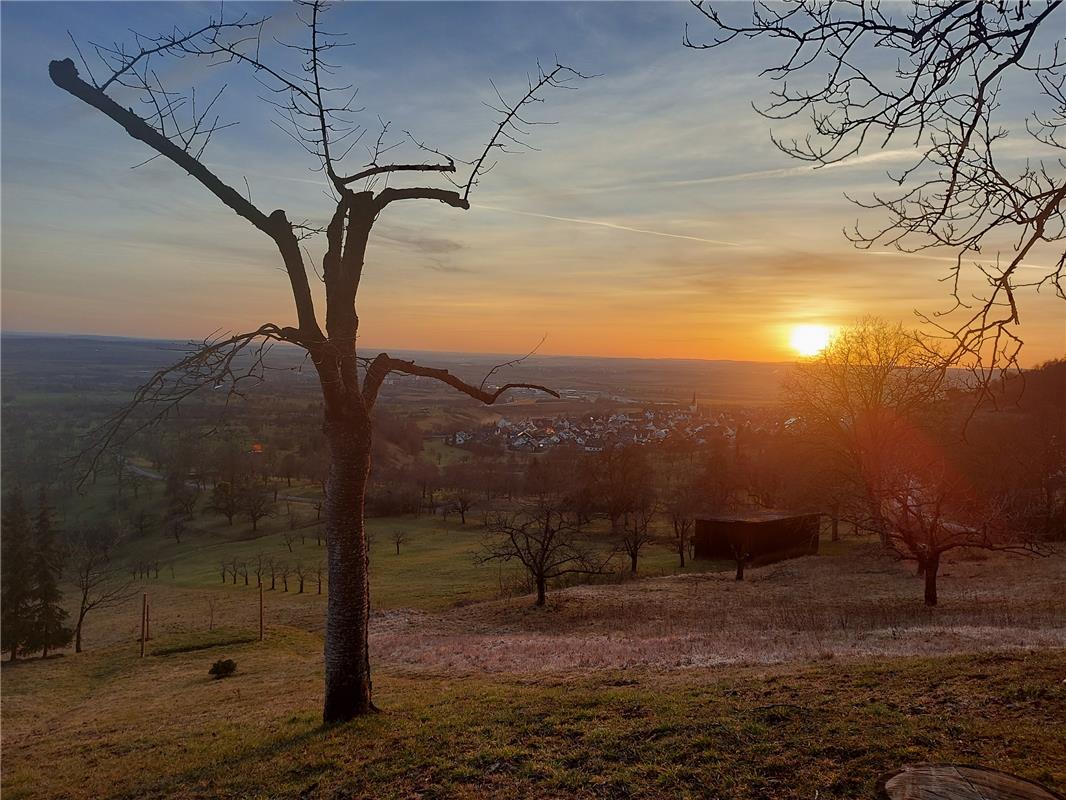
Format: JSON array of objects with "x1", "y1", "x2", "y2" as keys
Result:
[{"x1": 477, "y1": 204, "x2": 745, "y2": 247}]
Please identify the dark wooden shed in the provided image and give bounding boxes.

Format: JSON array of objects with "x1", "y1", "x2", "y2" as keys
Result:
[{"x1": 693, "y1": 511, "x2": 820, "y2": 578}]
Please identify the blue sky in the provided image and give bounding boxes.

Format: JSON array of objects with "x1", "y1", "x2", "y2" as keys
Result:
[{"x1": 2, "y1": 1, "x2": 1063, "y2": 362}]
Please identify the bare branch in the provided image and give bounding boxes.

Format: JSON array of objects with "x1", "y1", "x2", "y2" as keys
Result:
[
  {"x1": 362, "y1": 353, "x2": 559, "y2": 411},
  {"x1": 464, "y1": 63, "x2": 592, "y2": 201}
]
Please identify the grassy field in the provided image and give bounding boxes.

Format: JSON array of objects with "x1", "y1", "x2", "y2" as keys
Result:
[
  {"x1": 5, "y1": 473, "x2": 1065, "y2": 799},
  {"x1": 3, "y1": 638, "x2": 1063, "y2": 800}
]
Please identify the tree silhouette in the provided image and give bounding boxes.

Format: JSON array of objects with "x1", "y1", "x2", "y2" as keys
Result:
[
  {"x1": 51, "y1": 2, "x2": 585, "y2": 720},
  {"x1": 1, "y1": 489, "x2": 36, "y2": 660},
  {"x1": 687, "y1": 1, "x2": 1066, "y2": 386},
  {"x1": 478, "y1": 497, "x2": 612, "y2": 607},
  {"x1": 28, "y1": 489, "x2": 73, "y2": 658}
]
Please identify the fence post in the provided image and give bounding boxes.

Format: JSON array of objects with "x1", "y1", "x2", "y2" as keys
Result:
[{"x1": 140, "y1": 593, "x2": 147, "y2": 658}]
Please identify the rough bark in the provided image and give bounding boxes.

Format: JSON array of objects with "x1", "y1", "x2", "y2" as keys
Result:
[
  {"x1": 321, "y1": 415, "x2": 375, "y2": 721},
  {"x1": 924, "y1": 552, "x2": 940, "y2": 606},
  {"x1": 75, "y1": 610, "x2": 86, "y2": 653}
]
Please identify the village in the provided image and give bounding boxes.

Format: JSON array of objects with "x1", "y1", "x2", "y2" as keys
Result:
[{"x1": 444, "y1": 397, "x2": 794, "y2": 453}]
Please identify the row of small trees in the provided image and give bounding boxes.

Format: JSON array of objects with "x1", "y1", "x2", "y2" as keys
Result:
[{"x1": 219, "y1": 554, "x2": 325, "y2": 594}]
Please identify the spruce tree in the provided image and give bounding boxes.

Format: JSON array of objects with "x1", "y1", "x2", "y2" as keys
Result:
[
  {"x1": 28, "y1": 489, "x2": 73, "y2": 657},
  {"x1": 1, "y1": 489, "x2": 35, "y2": 660}
]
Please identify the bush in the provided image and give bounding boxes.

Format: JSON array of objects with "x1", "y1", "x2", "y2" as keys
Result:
[{"x1": 208, "y1": 658, "x2": 237, "y2": 679}]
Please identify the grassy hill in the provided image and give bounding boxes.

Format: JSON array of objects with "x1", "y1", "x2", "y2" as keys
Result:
[{"x1": 2, "y1": 528, "x2": 1064, "y2": 799}]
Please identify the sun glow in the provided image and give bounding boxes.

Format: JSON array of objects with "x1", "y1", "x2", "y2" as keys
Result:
[{"x1": 789, "y1": 324, "x2": 834, "y2": 357}]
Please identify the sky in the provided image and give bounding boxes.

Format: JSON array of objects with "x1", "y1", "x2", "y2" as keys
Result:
[{"x1": 2, "y1": 1, "x2": 1064, "y2": 363}]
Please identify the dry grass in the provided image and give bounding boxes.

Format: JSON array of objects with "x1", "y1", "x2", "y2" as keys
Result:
[
  {"x1": 3, "y1": 541, "x2": 1064, "y2": 799},
  {"x1": 3, "y1": 641, "x2": 1064, "y2": 799},
  {"x1": 371, "y1": 544, "x2": 1066, "y2": 674},
  {"x1": 47, "y1": 542, "x2": 1066, "y2": 674}
]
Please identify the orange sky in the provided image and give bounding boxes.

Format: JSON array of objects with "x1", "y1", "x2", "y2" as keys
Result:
[{"x1": 2, "y1": 2, "x2": 1063, "y2": 365}]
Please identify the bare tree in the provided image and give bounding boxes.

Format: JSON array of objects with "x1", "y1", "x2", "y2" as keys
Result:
[
  {"x1": 294, "y1": 562, "x2": 307, "y2": 594},
  {"x1": 239, "y1": 485, "x2": 274, "y2": 533},
  {"x1": 282, "y1": 531, "x2": 298, "y2": 554},
  {"x1": 218, "y1": 559, "x2": 229, "y2": 584},
  {"x1": 279, "y1": 562, "x2": 291, "y2": 593},
  {"x1": 688, "y1": 1, "x2": 1066, "y2": 387},
  {"x1": 130, "y1": 508, "x2": 155, "y2": 538},
  {"x1": 209, "y1": 481, "x2": 242, "y2": 526},
  {"x1": 267, "y1": 558, "x2": 278, "y2": 591},
  {"x1": 390, "y1": 530, "x2": 408, "y2": 555},
  {"x1": 315, "y1": 560, "x2": 325, "y2": 595},
  {"x1": 166, "y1": 515, "x2": 187, "y2": 546},
  {"x1": 593, "y1": 447, "x2": 653, "y2": 534},
  {"x1": 785, "y1": 318, "x2": 946, "y2": 542},
  {"x1": 51, "y1": 1, "x2": 586, "y2": 720},
  {"x1": 69, "y1": 527, "x2": 136, "y2": 653},
  {"x1": 661, "y1": 451, "x2": 702, "y2": 568},
  {"x1": 620, "y1": 496, "x2": 657, "y2": 574},
  {"x1": 253, "y1": 553, "x2": 265, "y2": 587},
  {"x1": 478, "y1": 498, "x2": 611, "y2": 607},
  {"x1": 880, "y1": 430, "x2": 1048, "y2": 605}
]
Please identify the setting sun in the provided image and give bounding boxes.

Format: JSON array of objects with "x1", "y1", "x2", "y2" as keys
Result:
[{"x1": 789, "y1": 324, "x2": 834, "y2": 357}]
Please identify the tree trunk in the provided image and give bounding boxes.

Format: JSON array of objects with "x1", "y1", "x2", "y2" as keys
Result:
[
  {"x1": 630, "y1": 551, "x2": 638, "y2": 574},
  {"x1": 322, "y1": 418, "x2": 375, "y2": 722},
  {"x1": 735, "y1": 559, "x2": 745, "y2": 581},
  {"x1": 75, "y1": 610, "x2": 86, "y2": 653},
  {"x1": 535, "y1": 576, "x2": 546, "y2": 606},
  {"x1": 924, "y1": 552, "x2": 940, "y2": 606}
]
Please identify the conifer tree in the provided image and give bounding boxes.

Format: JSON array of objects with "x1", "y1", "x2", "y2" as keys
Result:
[
  {"x1": 28, "y1": 489, "x2": 73, "y2": 657},
  {"x1": 1, "y1": 489, "x2": 35, "y2": 660}
]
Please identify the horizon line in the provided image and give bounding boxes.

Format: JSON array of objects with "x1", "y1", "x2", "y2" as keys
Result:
[{"x1": 0, "y1": 327, "x2": 796, "y2": 368}]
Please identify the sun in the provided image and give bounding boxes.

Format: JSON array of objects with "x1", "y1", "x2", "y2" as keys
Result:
[{"x1": 789, "y1": 324, "x2": 834, "y2": 357}]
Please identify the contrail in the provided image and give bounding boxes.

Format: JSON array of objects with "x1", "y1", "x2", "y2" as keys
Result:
[
  {"x1": 868, "y1": 250, "x2": 1055, "y2": 273},
  {"x1": 477, "y1": 204, "x2": 744, "y2": 247}
]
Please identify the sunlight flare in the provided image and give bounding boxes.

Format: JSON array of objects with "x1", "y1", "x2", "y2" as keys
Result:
[{"x1": 789, "y1": 324, "x2": 834, "y2": 357}]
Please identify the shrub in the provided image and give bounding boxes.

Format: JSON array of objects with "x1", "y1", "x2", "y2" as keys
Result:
[{"x1": 208, "y1": 658, "x2": 237, "y2": 679}]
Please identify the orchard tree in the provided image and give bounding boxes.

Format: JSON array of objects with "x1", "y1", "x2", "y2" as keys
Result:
[
  {"x1": 619, "y1": 493, "x2": 658, "y2": 574},
  {"x1": 239, "y1": 484, "x2": 274, "y2": 533},
  {"x1": 51, "y1": 2, "x2": 583, "y2": 719},
  {"x1": 879, "y1": 424, "x2": 1047, "y2": 605},
  {"x1": 209, "y1": 481, "x2": 241, "y2": 526},
  {"x1": 785, "y1": 318, "x2": 946, "y2": 540},
  {"x1": 478, "y1": 497, "x2": 612, "y2": 607},
  {"x1": 69, "y1": 526, "x2": 137, "y2": 653}
]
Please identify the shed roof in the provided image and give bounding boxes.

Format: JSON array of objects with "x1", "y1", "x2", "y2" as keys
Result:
[{"x1": 695, "y1": 510, "x2": 819, "y2": 524}]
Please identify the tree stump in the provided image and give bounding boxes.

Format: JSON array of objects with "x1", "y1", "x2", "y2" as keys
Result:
[{"x1": 878, "y1": 764, "x2": 1064, "y2": 800}]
